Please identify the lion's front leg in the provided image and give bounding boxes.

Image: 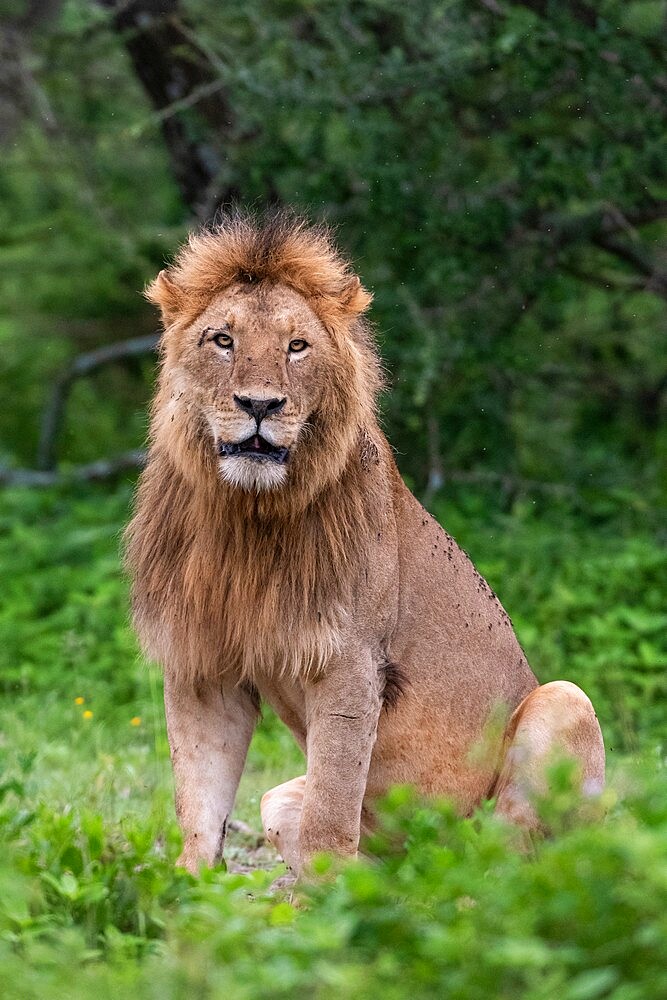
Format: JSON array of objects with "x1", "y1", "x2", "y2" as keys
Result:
[
  {"x1": 164, "y1": 671, "x2": 258, "y2": 873},
  {"x1": 299, "y1": 646, "x2": 381, "y2": 871}
]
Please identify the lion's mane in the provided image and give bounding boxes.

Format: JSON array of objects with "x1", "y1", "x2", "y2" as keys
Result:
[{"x1": 125, "y1": 211, "x2": 392, "y2": 684}]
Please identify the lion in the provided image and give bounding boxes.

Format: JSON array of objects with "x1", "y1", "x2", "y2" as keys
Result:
[{"x1": 126, "y1": 210, "x2": 605, "y2": 874}]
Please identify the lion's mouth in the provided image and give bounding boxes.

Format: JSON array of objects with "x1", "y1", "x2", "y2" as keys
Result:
[{"x1": 218, "y1": 434, "x2": 289, "y2": 464}]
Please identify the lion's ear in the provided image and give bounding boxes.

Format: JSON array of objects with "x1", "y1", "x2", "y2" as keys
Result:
[
  {"x1": 342, "y1": 274, "x2": 373, "y2": 315},
  {"x1": 145, "y1": 269, "x2": 185, "y2": 325}
]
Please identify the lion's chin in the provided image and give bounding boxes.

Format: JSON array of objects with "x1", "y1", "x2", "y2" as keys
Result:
[{"x1": 218, "y1": 455, "x2": 288, "y2": 492}]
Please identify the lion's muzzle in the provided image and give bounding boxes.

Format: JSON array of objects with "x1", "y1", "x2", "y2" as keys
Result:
[{"x1": 218, "y1": 435, "x2": 289, "y2": 464}]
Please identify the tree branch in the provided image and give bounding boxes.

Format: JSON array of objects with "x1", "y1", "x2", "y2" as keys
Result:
[
  {"x1": 37, "y1": 333, "x2": 159, "y2": 471},
  {"x1": 1, "y1": 450, "x2": 147, "y2": 488},
  {"x1": 478, "y1": 0, "x2": 603, "y2": 29},
  {"x1": 445, "y1": 468, "x2": 578, "y2": 498},
  {"x1": 620, "y1": 203, "x2": 667, "y2": 229},
  {"x1": 532, "y1": 202, "x2": 667, "y2": 300},
  {"x1": 593, "y1": 234, "x2": 667, "y2": 300}
]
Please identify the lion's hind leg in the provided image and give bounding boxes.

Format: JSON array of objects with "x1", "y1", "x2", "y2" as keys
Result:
[
  {"x1": 494, "y1": 680, "x2": 605, "y2": 830},
  {"x1": 261, "y1": 775, "x2": 306, "y2": 871}
]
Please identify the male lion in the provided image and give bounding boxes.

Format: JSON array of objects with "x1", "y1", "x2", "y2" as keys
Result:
[{"x1": 126, "y1": 211, "x2": 605, "y2": 874}]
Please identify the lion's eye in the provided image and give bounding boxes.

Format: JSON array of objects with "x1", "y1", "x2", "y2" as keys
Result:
[
  {"x1": 212, "y1": 330, "x2": 233, "y2": 349},
  {"x1": 288, "y1": 338, "x2": 309, "y2": 354}
]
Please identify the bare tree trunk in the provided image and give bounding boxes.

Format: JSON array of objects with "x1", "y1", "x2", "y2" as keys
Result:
[
  {"x1": 423, "y1": 412, "x2": 444, "y2": 507},
  {"x1": 97, "y1": 0, "x2": 240, "y2": 215},
  {"x1": 0, "y1": 0, "x2": 63, "y2": 142}
]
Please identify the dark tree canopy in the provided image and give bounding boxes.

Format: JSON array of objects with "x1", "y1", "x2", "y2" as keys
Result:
[{"x1": 0, "y1": 0, "x2": 665, "y2": 511}]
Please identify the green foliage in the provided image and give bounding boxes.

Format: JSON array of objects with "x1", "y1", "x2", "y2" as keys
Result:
[
  {"x1": 0, "y1": 484, "x2": 135, "y2": 701},
  {"x1": 0, "y1": 0, "x2": 665, "y2": 994},
  {"x1": 0, "y1": 0, "x2": 664, "y2": 502},
  {"x1": 1, "y1": 745, "x2": 666, "y2": 998}
]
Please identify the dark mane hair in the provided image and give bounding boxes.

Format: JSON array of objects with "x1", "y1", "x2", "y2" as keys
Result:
[{"x1": 145, "y1": 208, "x2": 374, "y2": 333}]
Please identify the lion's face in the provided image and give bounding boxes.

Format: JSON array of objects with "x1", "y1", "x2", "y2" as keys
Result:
[{"x1": 172, "y1": 282, "x2": 339, "y2": 492}]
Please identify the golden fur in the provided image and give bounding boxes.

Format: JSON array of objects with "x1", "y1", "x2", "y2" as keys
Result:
[
  {"x1": 127, "y1": 210, "x2": 605, "y2": 875},
  {"x1": 126, "y1": 211, "x2": 388, "y2": 683}
]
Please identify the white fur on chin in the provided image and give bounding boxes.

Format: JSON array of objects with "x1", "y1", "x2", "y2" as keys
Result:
[{"x1": 218, "y1": 456, "x2": 288, "y2": 492}]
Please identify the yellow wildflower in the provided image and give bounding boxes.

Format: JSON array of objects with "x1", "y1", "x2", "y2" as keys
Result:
[
  {"x1": 82, "y1": 709, "x2": 93, "y2": 720},
  {"x1": 130, "y1": 716, "x2": 142, "y2": 727},
  {"x1": 74, "y1": 696, "x2": 85, "y2": 705}
]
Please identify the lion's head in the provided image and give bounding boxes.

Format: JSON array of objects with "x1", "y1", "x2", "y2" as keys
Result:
[{"x1": 146, "y1": 211, "x2": 381, "y2": 502}]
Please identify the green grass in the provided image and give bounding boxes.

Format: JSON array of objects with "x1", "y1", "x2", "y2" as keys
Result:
[{"x1": 1, "y1": 482, "x2": 665, "y2": 997}]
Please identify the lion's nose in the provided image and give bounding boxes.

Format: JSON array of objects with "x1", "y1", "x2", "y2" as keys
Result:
[{"x1": 233, "y1": 395, "x2": 286, "y2": 424}]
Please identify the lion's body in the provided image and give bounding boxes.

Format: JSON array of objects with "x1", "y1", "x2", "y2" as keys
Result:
[
  {"x1": 127, "y1": 211, "x2": 604, "y2": 873},
  {"x1": 252, "y1": 470, "x2": 538, "y2": 814}
]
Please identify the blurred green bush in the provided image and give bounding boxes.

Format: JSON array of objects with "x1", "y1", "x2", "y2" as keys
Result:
[{"x1": 1, "y1": 753, "x2": 666, "y2": 999}]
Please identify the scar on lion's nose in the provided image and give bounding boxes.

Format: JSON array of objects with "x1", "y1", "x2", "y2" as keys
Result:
[{"x1": 233, "y1": 395, "x2": 286, "y2": 423}]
